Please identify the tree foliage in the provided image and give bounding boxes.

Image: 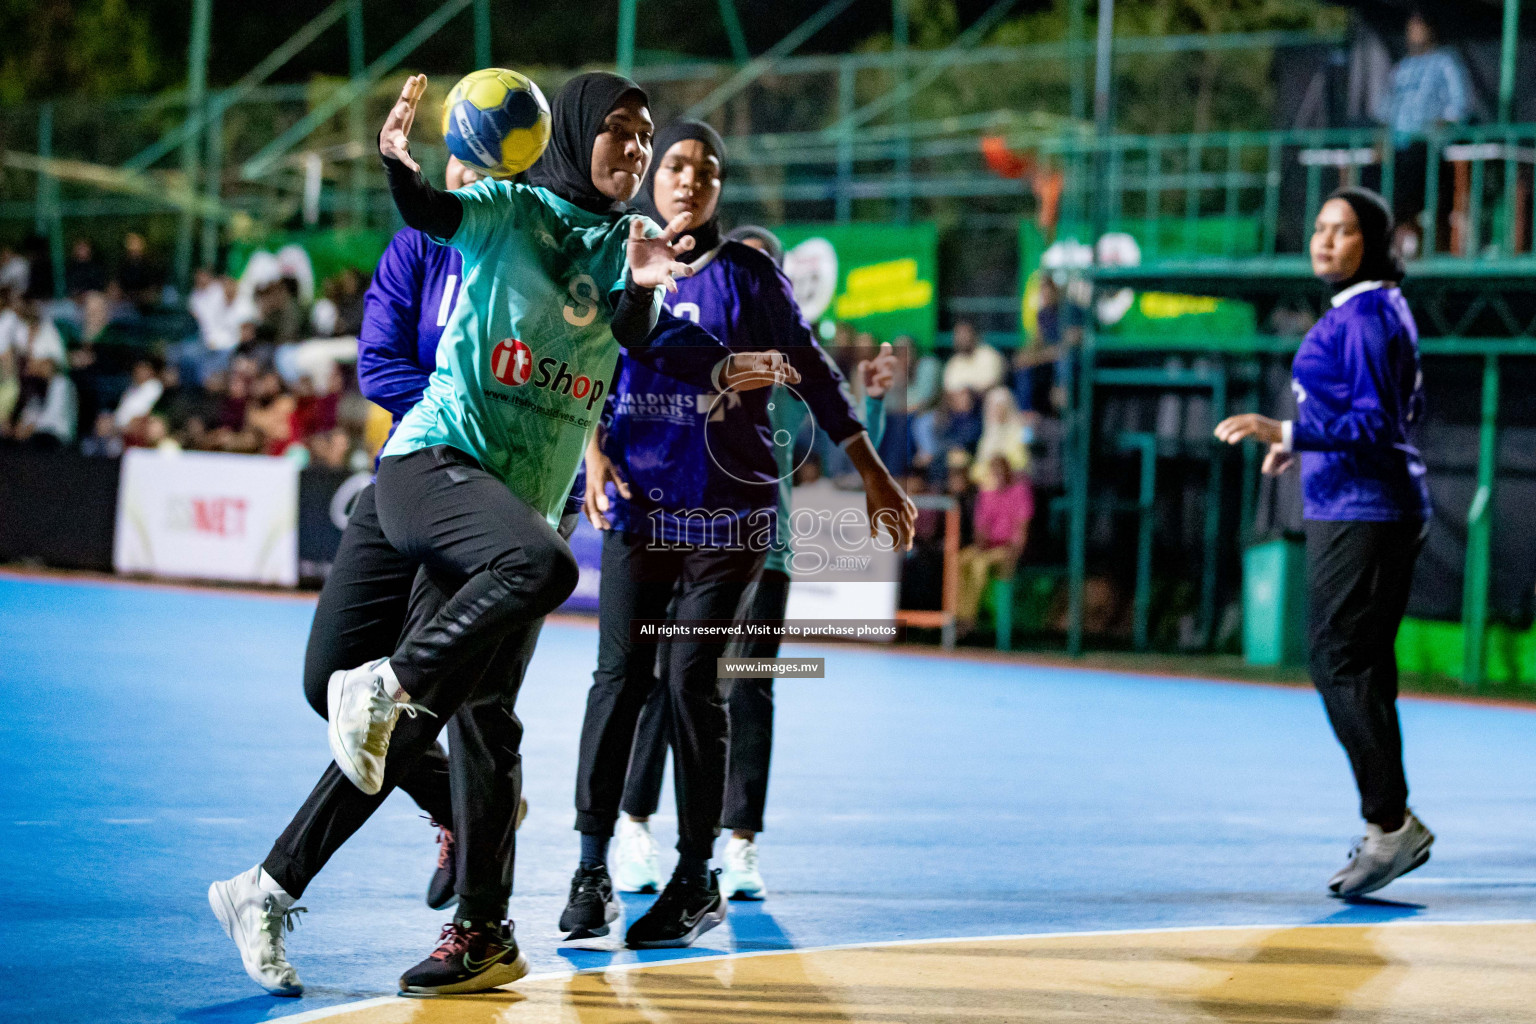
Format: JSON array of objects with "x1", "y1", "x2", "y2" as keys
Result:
[{"x1": 0, "y1": 0, "x2": 164, "y2": 104}]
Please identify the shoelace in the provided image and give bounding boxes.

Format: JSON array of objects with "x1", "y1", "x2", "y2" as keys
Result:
[
  {"x1": 361, "y1": 691, "x2": 434, "y2": 755},
  {"x1": 1344, "y1": 835, "x2": 1366, "y2": 862},
  {"x1": 260, "y1": 895, "x2": 307, "y2": 961},
  {"x1": 571, "y1": 871, "x2": 607, "y2": 902},
  {"x1": 739, "y1": 843, "x2": 759, "y2": 873},
  {"x1": 430, "y1": 921, "x2": 510, "y2": 961},
  {"x1": 432, "y1": 820, "x2": 454, "y2": 870},
  {"x1": 430, "y1": 922, "x2": 472, "y2": 961}
]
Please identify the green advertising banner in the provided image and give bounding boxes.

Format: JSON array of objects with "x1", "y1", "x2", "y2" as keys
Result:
[
  {"x1": 1017, "y1": 218, "x2": 1258, "y2": 345},
  {"x1": 773, "y1": 223, "x2": 938, "y2": 348}
]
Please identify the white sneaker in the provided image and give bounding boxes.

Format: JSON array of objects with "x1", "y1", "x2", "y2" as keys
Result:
[
  {"x1": 208, "y1": 866, "x2": 306, "y2": 996},
  {"x1": 720, "y1": 836, "x2": 766, "y2": 901},
  {"x1": 327, "y1": 658, "x2": 432, "y2": 795},
  {"x1": 1328, "y1": 810, "x2": 1435, "y2": 898},
  {"x1": 613, "y1": 817, "x2": 662, "y2": 893}
]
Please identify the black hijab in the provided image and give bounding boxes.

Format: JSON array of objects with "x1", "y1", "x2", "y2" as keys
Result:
[
  {"x1": 1326, "y1": 186, "x2": 1405, "y2": 289},
  {"x1": 523, "y1": 71, "x2": 648, "y2": 215},
  {"x1": 637, "y1": 118, "x2": 726, "y2": 260}
]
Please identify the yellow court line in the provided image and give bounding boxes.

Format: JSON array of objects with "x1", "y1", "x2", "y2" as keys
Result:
[{"x1": 273, "y1": 919, "x2": 1536, "y2": 1024}]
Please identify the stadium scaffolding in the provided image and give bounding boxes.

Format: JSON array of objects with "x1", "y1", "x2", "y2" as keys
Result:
[{"x1": 4, "y1": 0, "x2": 1533, "y2": 683}]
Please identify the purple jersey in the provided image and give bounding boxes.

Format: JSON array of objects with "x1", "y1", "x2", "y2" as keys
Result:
[
  {"x1": 603, "y1": 240, "x2": 863, "y2": 546},
  {"x1": 357, "y1": 227, "x2": 463, "y2": 422},
  {"x1": 1291, "y1": 284, "x2": 1431, "y2": 522}
]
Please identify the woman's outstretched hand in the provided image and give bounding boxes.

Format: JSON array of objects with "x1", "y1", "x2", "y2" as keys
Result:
[
  {"x1": 720, "y1": 350, "x2": 801, "y2": 393},
  {"x1": 380, "y1": 74, "x2": 428, "y2": 172},
  {"x1": 858, "y1": 341, "x2": 898, "y2": 398},
  {"x1": 1214, "y1": 413, "x2": 1283, "y2": 447},
  {"x1": 628, "y1": 212, "x2": 698, "y2": 293},
  {"x1": 1261, "y1": 443, "x2": 1295, "y2": 477}
]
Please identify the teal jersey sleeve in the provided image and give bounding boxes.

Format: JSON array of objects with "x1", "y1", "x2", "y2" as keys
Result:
[{"x1": 434, "y1": 178, "x2": 534, "y2": 262}]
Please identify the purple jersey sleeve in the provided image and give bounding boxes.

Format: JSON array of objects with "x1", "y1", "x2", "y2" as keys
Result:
[
  {"x1": 743, "y1": 258, "x2": 864, "y2": 445},
  {"x1": 358, "y1": 230, "x2": 431, "y2": 418},
  {"x1": 1292, "y1": 303, "x2": 1403, "y2": 452},
  {"x1": 621, "y1": 304, "x2": 728, "y2": 392}
]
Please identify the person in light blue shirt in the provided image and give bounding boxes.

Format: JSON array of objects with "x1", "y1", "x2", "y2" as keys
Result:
[{"x1": 1375, "y1": 11, "x2": 1471, "y2": 138}]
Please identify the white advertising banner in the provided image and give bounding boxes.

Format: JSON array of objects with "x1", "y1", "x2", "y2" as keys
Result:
[
  {"x1": 114, "y1": 449, "x2": 300, "y2": 586},
  {"x1": 783, "y1": 482, "x2": 901, "y2": 639}
]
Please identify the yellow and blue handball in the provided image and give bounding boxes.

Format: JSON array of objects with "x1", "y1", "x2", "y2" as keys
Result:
[{"x1": 441, "y1": 68, "x2": 551, "y2": 178}]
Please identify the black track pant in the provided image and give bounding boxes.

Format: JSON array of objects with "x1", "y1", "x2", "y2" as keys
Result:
[
  {"x1": 1304, "y1": 518, "x2": 1424, "y2": 827},
  {"x1": 574, "y1": 531, "x2": 763, "y2": 860},
  {"x1": 297, "y1": 482, "x2": 452, "y2": 828},
  {"x1": 622, "y1": 569, "x2": 789, "y2": 834},
  {"x1": 264, "y1": 446, "x2": 578, "y2": 920}
]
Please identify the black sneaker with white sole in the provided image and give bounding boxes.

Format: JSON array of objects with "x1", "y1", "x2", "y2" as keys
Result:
[
  {"x1": 559, "y1": 865, "x2": 618, "y2": 940},
  {"x1": 624, "y1": 869, "x2": 727, "y2": 949},
  {"x1": 398, "y1": 919, "x2": 528, "y2": 996}
]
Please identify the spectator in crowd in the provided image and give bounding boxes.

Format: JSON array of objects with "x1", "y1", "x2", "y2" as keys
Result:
[
  {"x1": 0, "y1": 321, "x2": 16, "y2": 430},
  {"x1": 216, "y1": 361, "x2": 253, "y2": 430},
  {"x1": 153, "y1": 363, "x2": 205, "y2": 436},
  {"x1": 934, "y1": 386, "x2": 983, "y2": 478},
  {"x1": 79, "y1": 412, "x2": 124, "y2": 458},
  {"x1": 294, "y1": 364, "x2": 343, "y2": 439},
  {"x1": 905, "y1": 336, "x2": 943, "y2": 469},
  {"x1": 954, "y1": 453, "x2": 1034, "y2": 639},
  {"x1": 944, "y1": 449, "x2": 977, "y2": 547},
  {"x1": 306, "y1": 426, "x2": 354, "y2": 471},
  {"x1": 246, "y1": 368, "x2": 297, "y2": 455},
  {"x1": 310, "y1": 267, "x2": 368, "y2": 338},
  {"x1": 113, "y1": 358, "x2": 165, "y2": 432},
  {"x1": 942, "y1": 319, "x2": 1005, "y2": 398},
  {"x1": 116, "y1": 233, "x2": 164, "y2": 310},
  {"x1": 1014, "y1": 273, "x2": 1079, "y2": 416},
  {"x1": 1377, "y1": 10, "x2": 1470, "y2": 139},
  {"x1": 12, "y1": 353, "x2": 76, "y2": 447},
  {"x1": 64, "y1": 239, "x2": 107, "y2": 298},
  {"x1": 254, "y1": 278, "x2": 304, "y2": 346},
  {"x1": 0, "y1": 296, "x2": 65, "y2": 367},
  {"x1": 0, "y1": 244, "x2": 29, "y2": 295},
  {"x1": 970, "y1": 386, "x2": 1031, "y2": 486},
  {"x1": 1374, "y1": 9, "x2": 1472, "y2": 245},
  {"x1": 185, "y1": 269, "x2": 255, "y2": 382}
]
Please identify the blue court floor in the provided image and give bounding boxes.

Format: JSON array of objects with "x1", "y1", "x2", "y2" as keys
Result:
[{"x1": 2, "y1": 573, "x2": 1534, "y2": 1024}]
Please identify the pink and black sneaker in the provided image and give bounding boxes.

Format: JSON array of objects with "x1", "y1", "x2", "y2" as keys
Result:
[{"x1": 398, "y1": 919, "x2": 528, "y2": 996}]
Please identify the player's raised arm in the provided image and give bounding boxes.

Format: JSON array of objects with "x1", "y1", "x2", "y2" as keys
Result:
[
  {"x1": 378, "y1": 75, "x2": 464, "y2": 240},
  {"x1": 380, "y1": 74, "x2": 427, "y2": 170}
]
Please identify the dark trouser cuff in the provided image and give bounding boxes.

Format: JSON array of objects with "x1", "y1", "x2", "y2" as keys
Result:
[
  {"x1": 574, "y1": 810, "x2": 617, "y2": 837},
  {"x1": 260, "y1": 849, "x2": 308, "y2": 900},
  {"x1": 455, "y1": 896, "x2": 509, "y2": 925},
  {"x1": 722, "y1": 816, "x2": 764, "y2": 834},
  {"x1": 675, "y1": 829, "x2": 720, "y2": 862}
]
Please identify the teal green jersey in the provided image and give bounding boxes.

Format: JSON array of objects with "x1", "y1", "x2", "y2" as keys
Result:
[{"x1": 383, "y1": 179, "x2": 650, "y2": 526}]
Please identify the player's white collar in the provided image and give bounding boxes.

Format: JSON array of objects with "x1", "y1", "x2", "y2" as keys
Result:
[
  {"x1": 1331, "y1": 280, "x2": 1386, "y2": 308},
  {"x1": 687, "y1": 244, "x2": 724, "y2": 274}
]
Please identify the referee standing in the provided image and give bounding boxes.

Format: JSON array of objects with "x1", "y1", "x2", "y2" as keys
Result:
[{"x1": 1215, "y1": 186, "x2": 1434, "y2": 898}]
